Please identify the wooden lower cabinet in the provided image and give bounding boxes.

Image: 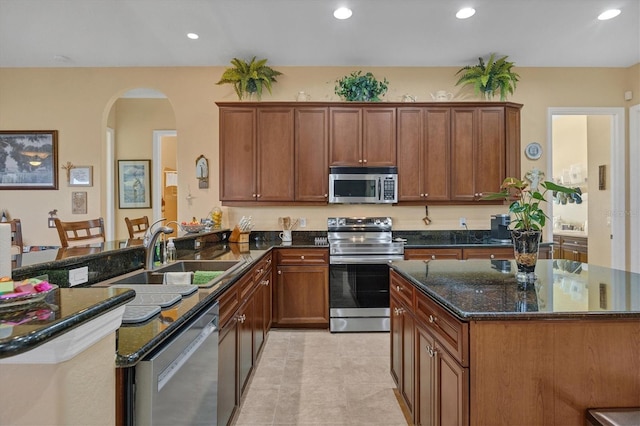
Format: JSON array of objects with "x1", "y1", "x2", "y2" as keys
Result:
[
  {"x1": 217, "y1": 315, "x2": 238, "y2": 426},
  {"x1": 391, "y1": 295, "x2": 415, "y2": 417},
  {"x1": 273, "y1": 248, "x2": 329, "y2": 328},
  {"x1": 553, "y1": 234, "x2": 588, "y2": 262},
  {"x1": 217, "y1": 254, "x2": 273, "y2": 426},
  {"x1": 405, "y1": 245, "x2": 552, "y2": 261}
]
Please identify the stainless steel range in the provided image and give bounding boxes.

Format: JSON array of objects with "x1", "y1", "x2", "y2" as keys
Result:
[{"x1": 328, "y1": 217, "x2": 405, "y2": 332}]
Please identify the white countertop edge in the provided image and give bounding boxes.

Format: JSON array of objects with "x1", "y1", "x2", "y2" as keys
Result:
[{"x1": 0, "y1": 305, "x2": 126, "y2": 364}]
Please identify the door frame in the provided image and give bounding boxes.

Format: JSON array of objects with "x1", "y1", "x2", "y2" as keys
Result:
[
  {"x1": 547, "y1": 107, "x2": 626, "y2": 271},
  {"x1": 152, "y1": 130, "x2": 177, "y2": 222},
  {"x1": 630, "y1": 104, "x2": 640, "y2": 273}
]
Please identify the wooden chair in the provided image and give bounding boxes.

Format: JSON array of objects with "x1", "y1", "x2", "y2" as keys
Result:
[
  {"x1": 54, "y1": 217, "x2": 105, "y2": 247},
  {"x1": 125, "y1": 216, "x2": 149, "y2": 239},
  {"x1": 9, "y1": 219, "x2": 23, "y2": 268}
]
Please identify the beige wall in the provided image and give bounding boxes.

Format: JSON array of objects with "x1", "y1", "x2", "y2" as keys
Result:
[{"x1": 0, "y1": 65, "x2": 636, "y2": 247}]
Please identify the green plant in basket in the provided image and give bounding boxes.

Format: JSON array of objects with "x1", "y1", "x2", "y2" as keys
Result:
[
  {"x1": 482, "y1": 176, "x2": 575, "y2": 231},
  {"x1": 455, "y1": 53, "x2": 519, "y2": 101},
  {"x1": 335, "y1": 71, "x2": 389, "y2": 101}
]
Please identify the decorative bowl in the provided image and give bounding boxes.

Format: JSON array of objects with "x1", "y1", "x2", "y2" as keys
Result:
[{"x1": 180, "y1": 223, "x2": 206, "y2": 233}]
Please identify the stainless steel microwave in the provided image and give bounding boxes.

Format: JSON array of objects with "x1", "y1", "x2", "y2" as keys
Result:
[{"x1": 328, "y1": 166, "x2": 398, "y2": 204}]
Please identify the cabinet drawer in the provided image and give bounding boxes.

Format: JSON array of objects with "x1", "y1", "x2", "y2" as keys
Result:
[
  {"x1": 390, "y1": 270, "x2": 414, "y2": 308},
  {"x1": 404, "y1": 248, "x2": 462, "y2": 260},
  {"x1": 277, "y1": 248, "x2": 328, "y2": 265},
  {"x1": 462, "y1": 247, "x2": 513, "y2": 260},
  {"x1": 217, "y1": 283, "x2": 239, "y2": 327},
  {"x1": 415, "y1": 290, "x2": 469, "y2": 366}
]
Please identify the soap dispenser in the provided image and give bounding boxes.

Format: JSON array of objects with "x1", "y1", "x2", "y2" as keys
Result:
[{"x1": 166, "y1": 237, "x2": 177, "y2": 263}]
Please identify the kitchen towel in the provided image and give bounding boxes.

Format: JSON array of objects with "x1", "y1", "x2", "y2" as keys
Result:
[
  {"x1": 193, "y1": 270, "x2": 225, "y2": 285},
  {"x1": 163, "y1": 272, "x2": 193, "y2": 285},
  {"x1": 0, "y1": 224, "x2": 11, "y2": 278}
]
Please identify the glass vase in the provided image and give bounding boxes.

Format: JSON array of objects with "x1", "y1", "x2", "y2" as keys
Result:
[{"x1": 511, "y1": 230, "x2": 541, "y2": 284}]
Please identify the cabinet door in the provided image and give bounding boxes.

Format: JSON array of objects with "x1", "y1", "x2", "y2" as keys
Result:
[
  {"x1": 219, "y1": 107, "x2": 256, "y2": 201},
  {"x1": 275, "y1": 265, "x2": 329, "y2": 327},
  {"x1": 416, "y1": 326, "x2": 436, "y2": 426},
  {"x1": 363, "y1": 107, "x2": 396, "y2": 166},
  {"x1": 295, "y1": 107, "x2": 329, "y2": 201},
  {"x1": 435, "y1": 344, "x2": 469, "y2": 426},
  {"x1": 256, "y1": 107, "x2": 295, "y2": 201},
  {"x1": 217, "y1": 317, "x2": 238, "y2": 426},
  {"x1": 451, "y1": 107, "x2": 506, "y2": 201},
  {"x1": 238, "y1": 298, "x2": 254, "y2": 394},
  {"x1": 397, "y1": 107, "x2": 424, "y2": 201},
  {"x1": 391, "y1": 296, "x2": 414, "y2": 417},
  {"x1": 329, "y1": 107, "x2": 362, "y2": 166},
  {"x1": 422, "y1": 108, "x2": 451, "y2": 201},
  {"x1": 474, "y1": 107, "x2": 506, "y2": 196},
  {"x1": 253, "y1": 278, "x2": 265, "y2": 360}
]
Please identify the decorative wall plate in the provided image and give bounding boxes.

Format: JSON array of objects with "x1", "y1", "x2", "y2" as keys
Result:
[{"x1": 525, "y1": 142, "x2": 542, "y2": 160}]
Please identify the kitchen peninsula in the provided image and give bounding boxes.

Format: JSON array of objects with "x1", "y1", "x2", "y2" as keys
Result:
[{"x1": 3, "y1": 231, "x2": 639, "y2": 425}]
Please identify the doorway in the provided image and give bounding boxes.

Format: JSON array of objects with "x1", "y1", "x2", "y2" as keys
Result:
[{"x1": 548, "y1": 107, "x2": 626, "y2": 270}]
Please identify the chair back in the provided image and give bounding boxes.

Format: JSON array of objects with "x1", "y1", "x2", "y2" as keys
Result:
[
  {"x1": 125, "y1": 216, "x2": 149, "y2": 239},
  {"x1": 55, "y1": 217, "x2": 105, "y2": 247}
]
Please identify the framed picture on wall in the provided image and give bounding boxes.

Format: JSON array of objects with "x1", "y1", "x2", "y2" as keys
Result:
[
  {"x1": 0, "y1": 130, "x2": 59, "y2": 190},
  {"x1": 69, "y1": 166, "x2": 93, "y2": 186},
  {"x1": 72, "y1": 191, "x2": 87, "y2": 214},
  {"x1": 118, "y1": 160, "x2": 151, "y2": 209}
]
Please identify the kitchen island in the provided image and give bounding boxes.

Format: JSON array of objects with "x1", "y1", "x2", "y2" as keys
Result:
[{"x1": 389, "y1": 259, "x2": 640, "y2": 425}]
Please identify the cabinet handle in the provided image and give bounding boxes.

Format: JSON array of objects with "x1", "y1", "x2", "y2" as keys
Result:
[
  {"x1": 394, "y1": 307, "x2": 404, "y2": 316},
  {"x1": 252, "y1": 193, "x2": 256, "y2": 197},
  {"x1": 358, "y1": 159, "x2": 363, "y2": 163},
  {"x1": 429, "y1": 314, "x2": 437, "y2": 324},
  {"x1": 363, "y1": 159, "x2": 367, "y2": 163},
  {"x1": 300, "y1": 255, "x2": 305, "y2": 260},
  {"x1": 420, "y1": 193, "x2": 424, "y2": 197},
  {"x1": 278, "y1": 270, "x2": 282, "y2": 275},
  {"x1": 396, "y1": 285, "x2": 402, "y2": 292},
  {"x1": 431, "y1": 255, "x2": 436, "y2": 260},
  {"x1": 324, "y1": 193, "x2": 328, "y2": 198},
  {"x1": 267, "y1": 258, "x2": 272, "y2": 264},
  {"x1": 427, "y1": 345, "x2": 437, "y2": 357},
  {"x1": 425, "y1": 193, "x2": 429, "y2": 197},
  {"x1": 490, "y1": 254, "x2": 495, "y2": 259},
  {"x1": 257, "y1": 194, "x2": 261, "y2": 198}
]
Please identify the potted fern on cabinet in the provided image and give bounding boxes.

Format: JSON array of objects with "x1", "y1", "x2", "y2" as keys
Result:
[
  {"x1": 455, "y1": 53, "x2": 519, "y2": 101},
  {"x1": 216, "y1": 56, "x2": 282, "y2": 100}
]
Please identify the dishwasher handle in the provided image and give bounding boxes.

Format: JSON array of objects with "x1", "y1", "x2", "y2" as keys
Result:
[{"x1": 157, "y1": 316, "x2": 218, "y2": 392}]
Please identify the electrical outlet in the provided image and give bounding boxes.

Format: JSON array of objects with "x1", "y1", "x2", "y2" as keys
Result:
[
  {"x1": 69, "y1": 266, "x2": 89, "y2": 286},
  {"x1": 459, "y1": 217, "x2": 467, "y2": 227},
  {"x1": 299, "y1": 218, "x2": 307, "y2": 228}
]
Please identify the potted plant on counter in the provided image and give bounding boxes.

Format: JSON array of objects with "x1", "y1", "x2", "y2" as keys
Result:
[
  {"x1": 482, "y1": 172, "x2": 575, "y2": 283},
  {"x1": 334, "y1": 71, "x2": 389, "y2": 101},
  {"x1": 455, "y1": 53, "x2": 519, "y2": 101},
  {"x1": 216, "y1": 56, "x2": 282, "y2": 100}
]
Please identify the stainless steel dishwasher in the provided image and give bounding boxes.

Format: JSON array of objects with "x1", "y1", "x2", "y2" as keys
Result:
[{"x1": 135, "y1": 302, "x2": 219, "y2": 425}]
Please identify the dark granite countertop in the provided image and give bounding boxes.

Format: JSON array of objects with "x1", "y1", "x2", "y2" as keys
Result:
[
  {"x1": 391, "y1": 259, "x2": 640, "y2": 321},
  {"x1": 0, "y1": 286, "x2": 135, "y2": 359}
]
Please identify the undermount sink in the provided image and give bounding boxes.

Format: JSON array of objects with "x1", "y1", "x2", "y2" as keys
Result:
[{"x1": 103, "y1": 259, "x2": 247, "y2": 287}]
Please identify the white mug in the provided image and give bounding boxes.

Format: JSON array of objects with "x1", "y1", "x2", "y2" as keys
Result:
[{"x1": 279, "y1": 230, "x2": 292, "y2": 242}]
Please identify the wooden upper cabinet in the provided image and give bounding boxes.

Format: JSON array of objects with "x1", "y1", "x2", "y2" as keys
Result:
[
  {"x1": 450, "y1": 107, "x2": 506, "y2": 202},
  {"x1": 219, "y1": 107, "x2": 256, "y2": 201},
  {"x1": 256, "y1": 107, "x2": 295, "y2": 201},
  {"x1": 362, "y1": 107, "x2": 396, "y2": 166},
  {"x1": 329, "y1": 106, "x2": 396, "y2": 166},
  {"x1": 397, "y1": 107, "x2": 450, "y2": 202},
  {"x1": 295, "y1": 107, "x2": 329, "y2": 202}
]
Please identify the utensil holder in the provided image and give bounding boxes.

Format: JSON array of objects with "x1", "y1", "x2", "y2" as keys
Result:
[{"x1": 228, "y1": 226, "x2": 249, "y2": 243}]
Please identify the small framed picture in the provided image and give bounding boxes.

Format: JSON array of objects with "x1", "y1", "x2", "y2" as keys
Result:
[
  {"x1": 72, "y1": 191, "x2": 87, "y2": 214},
  {"x1": 525, "y1": 142, "x2": 542, "y2": 160},
  {"x1": 118, "y1": 160, "x2": 151, "y2": 209},
  {"x1": 69, "y1": 166, "x2": 93, "y2": 187}
]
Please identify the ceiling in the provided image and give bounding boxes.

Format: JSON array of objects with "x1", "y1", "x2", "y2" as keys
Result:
[{"x1": 0, "y1": 0, "x2": 638, "y2": 68}]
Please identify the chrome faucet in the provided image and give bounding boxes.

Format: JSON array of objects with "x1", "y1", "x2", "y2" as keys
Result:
[{"x1": 144, "y1": 218, "x2": 175, "y2": 269}]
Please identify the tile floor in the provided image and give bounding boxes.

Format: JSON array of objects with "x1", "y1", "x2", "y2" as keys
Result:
[{"x1": 232, "y1": 329, "x2": 409, "y2": 426}]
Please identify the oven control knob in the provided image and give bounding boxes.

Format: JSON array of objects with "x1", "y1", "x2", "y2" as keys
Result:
[
  {"x1": 327, "y1": 218, "x2": 336, "y2": 227},
  {"x1": 338, "y1": 218, "x2": 346, "y2": 226}
]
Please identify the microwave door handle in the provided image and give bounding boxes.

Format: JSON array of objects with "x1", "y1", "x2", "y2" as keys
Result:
[{"x1": 377, "y1": 177, "x2": 381, "y2": 201}]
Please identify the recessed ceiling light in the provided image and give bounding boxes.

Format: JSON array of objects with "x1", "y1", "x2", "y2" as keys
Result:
[
  {"x1": 334, "y1": 7, "x2": 353, "y2": 20},
  {"x1": 598, "y1": 9, "x2": 621, "y2": 20},
  {"x1": 456, "y1": 7, "x2": 476, "y2": 19},
  {"x1": 187, "y1": 33, "x2": 199, "y2": 40}
]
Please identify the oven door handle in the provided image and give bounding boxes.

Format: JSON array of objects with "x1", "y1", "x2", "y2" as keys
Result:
[{"x1": 330, "y1": 255, "x2": 404, "y2": 265}]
